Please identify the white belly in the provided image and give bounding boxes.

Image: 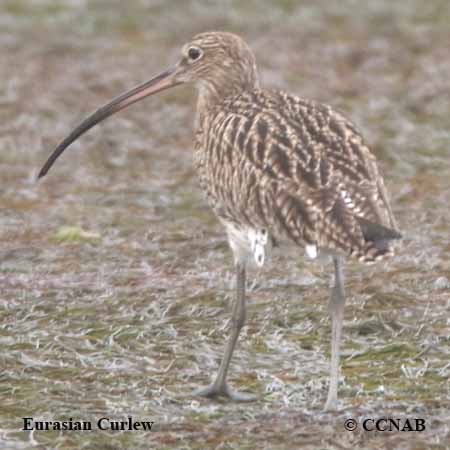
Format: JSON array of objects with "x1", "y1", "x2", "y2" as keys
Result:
[
  {"x1": 223, "y1": 222, "x2": 271, "y2": 268},
  {"x1": 223, "y1": 221, "x2": 324, "y2": 267}
]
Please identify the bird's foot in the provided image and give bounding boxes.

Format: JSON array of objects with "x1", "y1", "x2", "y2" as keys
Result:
[
  {"x1": 193, "y1": 382, "x2": 256, "y2": 402},
  {"x1": 323, "y1": 395, "x2": 339, "y2": 412}
]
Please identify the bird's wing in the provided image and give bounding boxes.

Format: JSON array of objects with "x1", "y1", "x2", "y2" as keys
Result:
[{"x1": 204, "y1": 90, "x2": 399, "y2": 261}]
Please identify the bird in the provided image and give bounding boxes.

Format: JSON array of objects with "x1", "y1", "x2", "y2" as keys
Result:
[{"x1": 38, "y1": 31, "x2": 401, "y2": 411}]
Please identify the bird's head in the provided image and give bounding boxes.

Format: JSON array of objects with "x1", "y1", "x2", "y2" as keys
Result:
[
  {"x1": 175, "y1": 32, "x2": 258, "y2": 90},
  {"x1": 38, "y1": 31, "x2": 258, "y2": 178}
]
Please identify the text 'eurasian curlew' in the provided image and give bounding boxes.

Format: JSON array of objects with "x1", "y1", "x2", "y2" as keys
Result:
[{"x1": 38, "y1": 31, "x2": 401, "y2": 411}]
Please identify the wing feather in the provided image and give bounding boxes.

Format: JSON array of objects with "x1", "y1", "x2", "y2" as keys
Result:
[{"x1": 196, "y1": 89, "x2": 400, "y2": 261}]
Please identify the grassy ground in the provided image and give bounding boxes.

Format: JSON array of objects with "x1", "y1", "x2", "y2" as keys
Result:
[{"x1": 1, "y1": 1, "x2": 449, "y2": 449}]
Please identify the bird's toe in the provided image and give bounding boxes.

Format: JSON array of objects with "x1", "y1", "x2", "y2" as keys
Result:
[{"x1": 193, "y1": 382, "x2": 256, "y2": 402}]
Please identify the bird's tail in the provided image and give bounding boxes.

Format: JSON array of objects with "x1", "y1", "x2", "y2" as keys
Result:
[{"x1": 354, "y1": 217, "x2": 401, "y2": 262}]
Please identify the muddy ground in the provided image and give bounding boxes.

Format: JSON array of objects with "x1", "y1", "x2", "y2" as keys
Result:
[{"x1": 1, "y1": 1, "x2": 449, "y2": 449}]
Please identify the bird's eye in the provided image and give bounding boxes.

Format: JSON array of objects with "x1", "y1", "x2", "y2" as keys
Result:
[{"x1": 188, "y1": 46, "x2": 202, "y2": 62}]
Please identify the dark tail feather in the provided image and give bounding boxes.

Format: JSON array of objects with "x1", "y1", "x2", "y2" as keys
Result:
[{"x1": 357, "y1": 217, "x2": 402, "y2": 253}]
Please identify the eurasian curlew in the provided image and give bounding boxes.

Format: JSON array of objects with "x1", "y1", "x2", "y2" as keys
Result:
[{"x1": 38, "y1": 31, "x2": 401, "y2": 410}]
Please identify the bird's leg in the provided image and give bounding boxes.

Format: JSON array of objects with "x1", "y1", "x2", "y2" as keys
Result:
[
  {"x1": 324, "y1": 256, "x2": 346, "y2": 411},
  {"x1": 193, "y1": 262, "x2": 256, "y2": 401}
]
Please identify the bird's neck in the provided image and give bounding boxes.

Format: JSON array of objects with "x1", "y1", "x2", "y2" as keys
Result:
[{"x1": 195, "y1": 70, "x2": 260, "y2": 128}]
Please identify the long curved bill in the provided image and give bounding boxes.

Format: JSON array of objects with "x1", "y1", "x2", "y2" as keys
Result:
[{"x1": 38, "y1": 65, "x2": 181, "y2": 179}]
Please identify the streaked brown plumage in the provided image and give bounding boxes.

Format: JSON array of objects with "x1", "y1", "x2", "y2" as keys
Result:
[
  {"x1": 195, "y1": 87, "x2": 398, "y2": 262},
  {"x1": 38, "y1": 31, "x2": 401, "y2": 410}
]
